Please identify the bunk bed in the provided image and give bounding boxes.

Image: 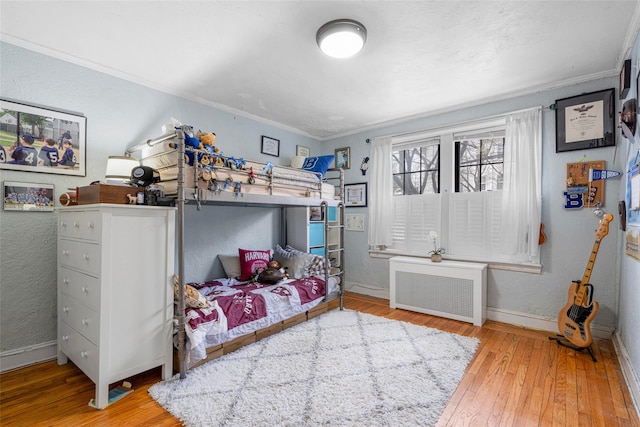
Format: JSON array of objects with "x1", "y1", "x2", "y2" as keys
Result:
[{"x1": 126, "y1": 127, "x2": 345, "y2": 378}]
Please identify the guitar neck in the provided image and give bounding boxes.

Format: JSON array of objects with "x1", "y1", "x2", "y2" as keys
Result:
[
  {"x1": 581, "y1": 240, "x2": 600, "y2": 285},
  {"x1": 575, "y1": 213, "x2": 612, "y2": 306}
]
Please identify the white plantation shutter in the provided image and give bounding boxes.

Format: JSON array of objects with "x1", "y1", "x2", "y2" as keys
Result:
[
  {"x1": 393, "y1": 194, "x2": 441, "y2": 254},
  {"x1": 449, "y1": 191, "x2": 504, "y2": 260}
]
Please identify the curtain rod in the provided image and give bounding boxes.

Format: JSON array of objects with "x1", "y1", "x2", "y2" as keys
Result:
[{"x1": 377, "y1": 105, "x2": 544, "y2": 142}]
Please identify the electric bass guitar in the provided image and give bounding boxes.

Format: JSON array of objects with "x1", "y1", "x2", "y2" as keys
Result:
[{"x1": 557, "y1": 213, "x2": 613, "y2": 348}]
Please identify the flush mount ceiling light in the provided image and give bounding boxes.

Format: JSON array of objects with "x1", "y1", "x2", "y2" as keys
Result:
[{"x1": 316, "y1": 19, "x2": 367, "y2": 59}]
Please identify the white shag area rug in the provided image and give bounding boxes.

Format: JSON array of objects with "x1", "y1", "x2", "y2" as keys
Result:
[{"x1": 149, "y1": 309, "x2": 479, "y2": 427}]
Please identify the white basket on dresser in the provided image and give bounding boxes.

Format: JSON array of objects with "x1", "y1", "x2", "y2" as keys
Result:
[{"x1": 57, "y1": 204, "x2": 175, "y2": 409}]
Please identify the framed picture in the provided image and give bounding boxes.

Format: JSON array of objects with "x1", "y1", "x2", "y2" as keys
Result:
[
  {"x1": 620, "y1": 59, "x2": 631, "y2": 99},
  {"x1": 3, "y1": 181, "x2": 55, "y2": 211},
  {"x1": 344, "y1": 182, "x2": 367, "y2": 207},
  {"x1": 309, "y1": 206, "x2": 322, "y2": 221},
  {"x1": 555, "y1": 88, "x2": 615, "y2": 153},
  {"x1": 0, "y1": 99, "x2": 86, "y2": 176},
  {"x1": 261, "y1": 135, "x2": 280, "y2": 157},
  {"x1": 296, "y1": 145, "x2": 310, "y2": 157},
  {"x1": 335, "y1": 147, "x2": 351, "y2": 169},
  {"x1": 345, "y1": 213, "x2": 365, "y2": 231}
]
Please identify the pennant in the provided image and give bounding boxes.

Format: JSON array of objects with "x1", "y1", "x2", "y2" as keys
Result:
[{"x1": 588, "y1": 168, "x2": 621, "y2": 182}]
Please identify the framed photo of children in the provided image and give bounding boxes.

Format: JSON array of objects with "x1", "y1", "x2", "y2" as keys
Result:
[
  {"x1": 3, "y1": 181, "x2": 55, "y2": 212},
  {"x1": 0, "y1": 99, "x2": 86, "y2": 176}
]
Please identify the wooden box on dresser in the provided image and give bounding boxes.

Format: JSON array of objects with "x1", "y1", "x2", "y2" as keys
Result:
[{"x1": 57, "y1": 204, "x2": 175, "y2": 409}]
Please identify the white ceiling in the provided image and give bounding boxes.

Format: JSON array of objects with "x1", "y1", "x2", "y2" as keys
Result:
[{"x1": 2, "y1": 1, "x2": 639, "y2": 140}]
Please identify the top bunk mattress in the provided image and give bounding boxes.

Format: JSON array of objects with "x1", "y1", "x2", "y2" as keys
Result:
[{"x1": 131, "y1": 137, "x2": 338, "y2": 202}]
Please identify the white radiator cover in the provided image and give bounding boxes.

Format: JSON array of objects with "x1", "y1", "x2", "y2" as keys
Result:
[{"x1": 389, "y1": 257, "x2": 487, "y2": 326}]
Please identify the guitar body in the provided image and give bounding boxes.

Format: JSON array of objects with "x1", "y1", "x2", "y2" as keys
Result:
[{"x1": 557, "y1": 281, "x2": 599, "y2": 348}]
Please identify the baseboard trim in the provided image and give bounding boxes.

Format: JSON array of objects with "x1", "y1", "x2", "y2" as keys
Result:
[
  {"x1": 345, "y1": 282, "x2": 390, "y2": 300},
  {"x1": 0, "y1": 341, "x2": 57, "y2": 373},
  {"x1": 486, "y1": 307, "x2": 614, "y2": 339},
  {"x1": 345, "y1": 285, "x2": 614, "y2": 339},
  {"x1": 612, "y1": 331, "x2": 640, "y2": 420}
]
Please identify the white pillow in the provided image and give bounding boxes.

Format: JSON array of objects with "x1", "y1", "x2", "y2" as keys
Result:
[
  {"x1": 218, "y1": 254, "x2": 241, "y2": 279},
  {"x1": 285, "y1": 245, "x2": 328, "y2": 277},
  {"x1": 273, "y1": 245, "x2": 312, "y2": 279}
]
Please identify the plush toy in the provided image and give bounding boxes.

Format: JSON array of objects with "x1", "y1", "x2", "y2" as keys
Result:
[
  {"x1": 197, "y1": 132, "x2": 219, "y2": 165},
  {"x1": 169, "y1": 125, "x2": 201, "y2": 166}
]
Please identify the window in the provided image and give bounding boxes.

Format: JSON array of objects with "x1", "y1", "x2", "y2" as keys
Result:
[
  {"x1": 370, "y1": 109, "x2": 542, "y2": 265},
  {"x1": 455, "y1": 136, "x2": 504, "y2": 192},
  {"x1": 392, "y1": 141, "x2": 439, "y2": 195}
]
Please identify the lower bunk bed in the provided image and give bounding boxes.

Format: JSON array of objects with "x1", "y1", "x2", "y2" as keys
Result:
[
  {"x1": 174, "y1": 248, "x2": 342, "y2": 371},
  {"x1": 176, "y1": 276, "x2": 341, "y2": 370}
]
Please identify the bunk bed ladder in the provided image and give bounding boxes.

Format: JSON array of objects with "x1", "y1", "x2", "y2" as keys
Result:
[{"x1": 322, "y1": 201, "x2": 345, "y2": 310}]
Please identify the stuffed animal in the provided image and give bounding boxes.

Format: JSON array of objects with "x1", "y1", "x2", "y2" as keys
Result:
[
  {"x1": 169, "y1": 125, "x2": 201, "y2": 166},
  {"x1": 197, "y1": 132, "x2": 219, "y2": 165}
]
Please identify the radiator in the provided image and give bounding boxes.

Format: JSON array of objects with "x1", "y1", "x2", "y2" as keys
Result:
[{"x1": 389, "y1": 256, "x2": 487, "y2": 326}]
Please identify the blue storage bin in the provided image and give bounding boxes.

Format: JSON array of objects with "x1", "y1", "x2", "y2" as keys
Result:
[
  {"x1": 310, "y1": 247, "x2": 325, "y2": 256},
  {"x1": 309, "y1": 222, "x2": 324, "y2": 246},
  {"x1": 328, "y1": 206, "x2": 337, "y2": 222}
]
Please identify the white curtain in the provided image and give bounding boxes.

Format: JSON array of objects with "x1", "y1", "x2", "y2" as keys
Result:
[
  {"x1": 368, "y1": 136, "x2": 393, "y2": 248},
  {"x1": 500, "y1": 108, "x2": 542, "y2": 259}
]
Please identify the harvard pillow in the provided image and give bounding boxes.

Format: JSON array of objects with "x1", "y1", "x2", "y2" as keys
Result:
[
  {"x1": 238, "y1": 248, "x2": 271, "y2": 281},
  {"x1": 301, "y1": 155, "x2": 335, "y2": 178}
]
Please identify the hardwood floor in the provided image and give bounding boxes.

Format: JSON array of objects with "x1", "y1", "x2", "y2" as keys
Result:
[{"x1": 1, "y1": 292, "x2": 638, "y2": 426}]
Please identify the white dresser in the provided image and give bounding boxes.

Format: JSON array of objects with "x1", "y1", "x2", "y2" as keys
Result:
[{"x1": 57, "y1": 204, "x2": 175, "y2": 409}]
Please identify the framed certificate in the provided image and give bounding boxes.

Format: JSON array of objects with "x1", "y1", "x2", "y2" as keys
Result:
[
  {"x1": 555, "y1": 88, "x2": 615, "y2": 152},
  {"x1": 344, "y1": 182, "x2": 367, "y2": 207},
  {"x1": 261, "y1": 135, "x2": 280, "y2": 157}
]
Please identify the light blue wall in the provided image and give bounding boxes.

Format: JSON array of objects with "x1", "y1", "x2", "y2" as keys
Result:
[{"x1": 0, "y1": 42, "x2": 320, "y2": 353}]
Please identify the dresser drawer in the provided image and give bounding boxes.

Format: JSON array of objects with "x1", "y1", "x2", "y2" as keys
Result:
[
  {"x1": 59, "y1": 211, "x2": 102, "y2": 241},
  {"x1": 58, "y1": 293, "x2": 99, "y2": 344},
  {"x1": 59, "y1": 240, "x2": 101, "y2": 276},
  {"x1": 59, "y1": 322, "x2": 98, "y2": 383},
  {"x1": 58, "y1": 267, "x2": 100, "y2": 310}
]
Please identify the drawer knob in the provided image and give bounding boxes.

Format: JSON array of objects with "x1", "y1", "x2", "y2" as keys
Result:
[
  {"x1": 73, "y1": 221, "x2": 80, "y2": 228},
  {"x1": 88, "y1": 222, "x2": 95, "y2": 229},
  {"x1": 63, "y1": 278, "x2": 70, "y2": 285},
  {"x1": 83, "y1": 254, "x2": 90, "y2": 261},
  {"x1": 82, "y1": 318, "x2": 89, "y2": 326},
  {"x1": 81, "y1": 286, "x2": 88, "y2": 293},
  {"x1": 62, "y1": 335, "x2": 69, "y2": 341},
  {"x1": 62, "y1": 307, "x2": 69, "y2": 313},
  {"x1": 61, "y1": 221, "x2": 68, "y2": 228},
  {"x1": 62, "y1": 250, "x2": 69, "y2": 256},
  {"x1": 81, "y1": 351, "x2": 88, "y2": 358}
]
